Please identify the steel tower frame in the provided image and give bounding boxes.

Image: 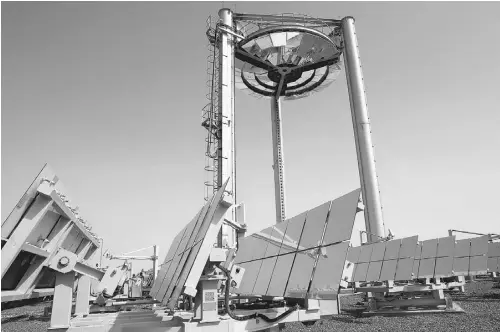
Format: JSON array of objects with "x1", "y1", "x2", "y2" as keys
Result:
[{"x1": 208, "y1": 9, "x2": 385, "y2": 242}]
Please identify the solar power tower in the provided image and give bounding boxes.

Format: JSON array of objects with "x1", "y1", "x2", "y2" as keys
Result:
[{"x1": 202, "y1": 9, "x2": 385, "y2": 242}]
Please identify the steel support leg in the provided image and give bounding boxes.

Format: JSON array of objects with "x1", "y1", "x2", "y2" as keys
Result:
[
  {"x1": 342, "y1": 17, "x2": 385, "y2": 242},
  {"x1": 271, "y1": 96, "x2": 286, "y2": 224},
  {"x1": 50, "y1": 272, "x2": 75, "y2": 329},
  {"x1": 75, "y1": 276, "x2": 90, "y2": 316}
]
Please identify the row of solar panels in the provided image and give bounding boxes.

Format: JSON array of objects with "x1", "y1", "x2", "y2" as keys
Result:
[
  {"x1": 233, "y1": 189, "x2": 361, "y2": 299},
  {"x1": 149, "y1": 181, "x2": 230, "y2": 308},
  {"x1": 347, "y1": 235, "x2": 500, "y2": 283}
]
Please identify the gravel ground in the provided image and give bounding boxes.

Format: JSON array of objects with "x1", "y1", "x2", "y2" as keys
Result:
[{"x1": 2, "y1": 280, "x2": 499, "y2": 332}]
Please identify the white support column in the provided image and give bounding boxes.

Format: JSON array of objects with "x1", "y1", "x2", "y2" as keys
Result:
[
  {"x1": 50, "y1": 272, "x2": 75, "y2": 329},
  {"x1": 75, "y1": 275, "x2": 91, "y2": 316},
  {"x1": 271, "y1": 96, "x2": 287, "y2": 224},
  {"x1": 342, "y1": 17, "x2": 385, "y2": 242},
  {"x1": 217, "y1": 8, "x2": 235, "y2": 204},
  {"x1": 153, "y1": 245, "x2": 159, "y2": 280},
  {"x1": 218, "y1": 8, "x2": 237, "y2": 245}
]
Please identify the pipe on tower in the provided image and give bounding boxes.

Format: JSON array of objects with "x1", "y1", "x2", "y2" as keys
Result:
[{"x1": 342, "y1": 16, "x2": 385, "y2": 242}]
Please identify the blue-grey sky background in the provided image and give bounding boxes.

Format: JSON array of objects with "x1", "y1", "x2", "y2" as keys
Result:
[{"x1": 2, "y1": 1, "x2": 500, "y2": 272}]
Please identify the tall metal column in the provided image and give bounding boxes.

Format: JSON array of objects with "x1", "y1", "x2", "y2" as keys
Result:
[
  {"x1": 271, "y1": 96, "x2": 286, "y2": 224},
  {"x1": 152, "y1": 245, "x2": 159, "y2": 280},
  {"x1": 217, "y1": 8, "x2": 236, "y2": 245},
  {"x1": 342, "y1": 17, "x2": 385, "y2": 242}
]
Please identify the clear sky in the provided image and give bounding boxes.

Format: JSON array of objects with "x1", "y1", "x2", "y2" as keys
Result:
[{"x1": 2, "y1": 1, "x2": 500, "y2": 272}]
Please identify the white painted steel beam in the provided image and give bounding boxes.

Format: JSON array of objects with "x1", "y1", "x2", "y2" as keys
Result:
[{"x1": 342, "y1": 17, "x2": 385, "y2": 242}]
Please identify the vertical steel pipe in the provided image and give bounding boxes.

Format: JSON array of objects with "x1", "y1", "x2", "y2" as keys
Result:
[
  {"x1": 218, "y1": 8, "x2": 236, "y2": 244},
  {"x1": 153, "y1": 245, "x2": 159, "y2": 280},
  {"x1": 217, "y1": 8, "x2": 236, "y2": 202},
  {"x1": 342, "y1": 17, "x2": 385, "y2": 242},
  {"x1": 271, "y1": 96, "x2": 286, "y2": 224}
]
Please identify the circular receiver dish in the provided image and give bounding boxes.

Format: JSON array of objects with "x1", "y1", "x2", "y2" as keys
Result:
[{"x1": 234, "y1": 25, "x2": 343, "y2": 100}]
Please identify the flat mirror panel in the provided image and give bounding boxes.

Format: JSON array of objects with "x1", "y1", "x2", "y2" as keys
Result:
[
  {"x1": 434, "y1": 256, "x2": 453, "y2": 278},
  {"x1": 166, "y1": 242, "x2": 203, "y2": 308},
  {"x1": 237, "y1": 260, "x2": 261, "y2": 295},
  {"x1": 399, "y1": 236, "x2": 419, "y2": 258},
  {"x1": 352, "y1": 262, "x2": 369, "y2": 282},
  {"x1": 322, "y1": 189, "x2": 361, "y2": 246},
  {"x1": 454, "y1": 239, "x2": 470, "y2": 258},
  {"x1": 379, "y1": 259, "x2": 398, "y2": 281},
  {"x1": 162, "y1": 250, "x2": 191, "y2": 304},
  {"x1": 150, "y1": 260, "x2": 172, "y2": 298},
  {"x1": 263, "y1": 226, "x2": 284, "y2": 258},
  {"x1": 267, "y1": 253, "x2": 295, "y2": 296},
  {"x1": 299, "y1": 201, "x2": 330, "y2": 250},
  {"x1": 470, "y1": 236, "x2": 489, "y2": 256},
  {"x1": 346, "y1": 246, "x2": 361, "y2": 264},
  {"x1": 452, "y1": 256, "x2": 469, "y2": 276},
  {"x1": 358, "y1": 244, "x2": 373, "y2": 263},
  {"x1": 309, "y1": 242, "x2": 350, "y2": 299},
  {"x1": 252, "y1": 257, "x2": 278, "y2": 295},
  {"x1": 384, "y1": 239, "x2": 401, "y2": 260},
  {"x1": 370, "y1": 242, "x2": 386, "y2": 261},
  {"x1": 183, "y1": 210, "x2": 205, "y2": 252},
  {"x1": 420, "y1": 238, "x2": 438, "y2": 259},
  {"x1": 365, "y1": 261, "x2": 383, "y2": 282},
  {"x1": 155, "y1": 251, "x2": 183, "y2": 301},
  {"x1": 487, "y1": 257, "x2": 499, "y2": 272},
  {"x1": 285, "y1": 250, "x2": 316, "y2": 298},
  {"x1": 279, "y1": 212, "x2": 306, "y2": 255},
  {"x1": 235, "y1": 236, "x2": 258, "y2": 263},
  {"x1": 412, "y1": 259, "x2": 420, "y2": 278},
  {"x1": 469, "y1": 255, "x2": 488, "y2": 275},
  {"x1": 250, "y1": 233, "x2": 271, "y2": 261},
  {"x1": 394, "y1": 257, "x2": 414, "y2": 280},
  {"x1": 418, "y1": 258, "x2": 436, "y2": 278},
  {"x1": 488, "y1": 242, "x2": 500, "y2": 258},
  {"x1": 437, "y1": 236, "x2": 455, "y2": 258},
  {"x1": 414, "y1": 243, "x2": 422, "y2": 259}
]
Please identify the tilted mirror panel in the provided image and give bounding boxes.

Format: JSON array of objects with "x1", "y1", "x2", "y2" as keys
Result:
[
  {"x1": 452, "y1": 256, "x2": 470, "y2": 276},
  {"x1": 395, "y1": 257, "x2": 415, "y2": 281},
  {"x1": 267, "y1": 253, "x2": 295, "y2": 297},
  {"x1": 234, "y1": 236, "x2": 258, "y2": 263},
  {"x1": 252, "y1": 256, "x2": 278, "y2": 295},
  {"x1": 365, "y1": 261, "x2": 383, "y2": 282},
  {"x1": 263, "y1": 226, "x2": 285, "y2": 258},
  {"x1": 358, "y1": 244, "x2": 374, "y2": 263},
  {"x1": 420, "y1": 238, "x2": 438, "y2": 259},
  {"x1": 399, "y1": 236, "x2": 419, "y2": 259},
  {"x1": 279, "y1": 212, "x2": 306, "y2": 255},
  {"x1": 309, "y1": 242, "x2": 350, "y2": 299},
  {"x1": 250, "y1": 232, "x2": 272, "y2": 261},
  {"x1": 383, "y1": 239, "x2": 401, "y2": 261},
  {"x1": 418, "y1": 258, "x2": 436, "y2": 278},
  {"x1": 285, "y1": 250, "x2": 316, "y2": 298},
  {"x1": 434, "y1": 256, "x2": 453, "y2": 278},
  {"x1": 352, "y1": 262, "x2": 369, "y2": 282},
  {"x1": 370, "y1": 242, "x2": 386, "y2": 262},
  {"x1": 322, "y1": 189, "x2": 361, "y2": 246},
  {"x1": 469, "y1": 255, "x2": 488, "y2": 275},
  {"x1": 299, "y1": 201, "x2": 330, "y2": 250},
  {"x1": 436, "y1": 236, "x2": 455, "y2": 258},
  {"x1": 237, "y1": 260, "x2": 262, "y2": 295},
  {"x1": 454, "y1": 239, "x2": 471, "y2": 258},
  {"x1": 379, "y1": 259, "x2": 398, "y2": 281},
  {"x1": 470, "y1": 236, "x2": 489, "y2": 256}
]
